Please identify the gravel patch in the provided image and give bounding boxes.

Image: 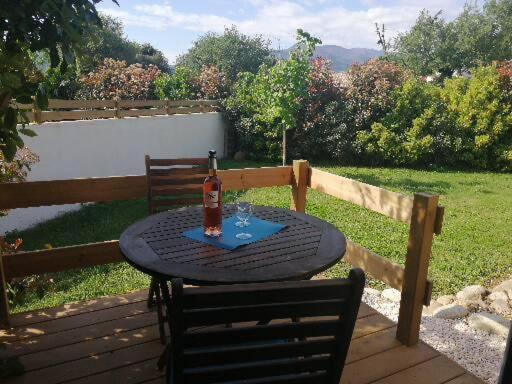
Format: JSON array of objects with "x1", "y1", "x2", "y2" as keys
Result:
[{"x1": 363, "y1": 289, "x2": 507, "y2": 384}]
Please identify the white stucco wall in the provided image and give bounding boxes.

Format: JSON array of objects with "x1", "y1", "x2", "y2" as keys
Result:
[{"x1": 0, "y1": 112, "x2": 226, "y2": 234}]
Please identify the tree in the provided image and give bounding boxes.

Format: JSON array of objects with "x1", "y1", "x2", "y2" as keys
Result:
[
  {"x1": 78, "y1": 14, "x2": 171, "y2": 74},
  {"x1": 177, "y1": 26, "x2": 273, "y2": 82},
  {"x1": 393, "y1": 10, "x2": 459, "y2": 77},
  {"x1": 0, "y1": 0, "x2": 117, "y2": 161},
  {"x1": 390, "y1": 1, "x2": 512, "y2": 77}
]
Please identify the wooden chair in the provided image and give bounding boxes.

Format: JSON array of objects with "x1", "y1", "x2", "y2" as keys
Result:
[
  {"x1": 166, "y1": 268, "x2": 365, "y2": 384},
  {"x1": 499, "y1": 323, "x2": 511, "y2": 384},
  {"x1": 145, "y1": 155, "x2": 209, "y2": 344}
]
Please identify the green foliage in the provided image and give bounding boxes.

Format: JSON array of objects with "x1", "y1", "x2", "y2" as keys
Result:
[
  {"x1": 443, "y1": 65, "x2": 512, "y2": 169},
  {"x1": 357, "y1": 78, "x2": 458, "y2": 165},
  {"x1": 225, "y1": 30, "x2": 321, "y2": 161},
  {"x1": 78, "y1": 14, "x2": 171, "y2": 74},
  {"x1": 356, "y1": 64, "x2": 512, "y2": 170},
  {"x1": 177, "y1": 26, "x2": 273, "y2": 82},
  {"x1": 392, "y1": 0, "x2": 512, "y2": 77},
  {"x1": 0, "y1": 0, "x2": 115, "y2": 161},
  {"x1": 44, "y1": 65, "x2": 81, "y2": 100},
  {"x1": 154, "y1": 66, "x2": 198, "y2": 100}
]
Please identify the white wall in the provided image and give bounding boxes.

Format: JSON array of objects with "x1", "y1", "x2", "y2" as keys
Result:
[{"x1": 1, "y1": 112, "x2": 226, "y2": 234}]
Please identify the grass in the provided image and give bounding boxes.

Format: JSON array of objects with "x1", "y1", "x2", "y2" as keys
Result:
[{"x1": 6, "y1": 160, "x2": 512, "y2": 313}]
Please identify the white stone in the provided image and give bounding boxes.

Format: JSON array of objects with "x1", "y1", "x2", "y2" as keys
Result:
[
  {"x1": 381, "y1": 288, "x2": 401, "y2": 302},
  {"x1": 493, "y1": 279, "x2": 512, "y2": 293},
  {"x1": 488, "y1": 290, "x2": 509, "y2": 302},
  {"x1": 490, "y1": 299, "x2": 511, "y2": 315},
  {"x1": 423, "y1": 301, "x2": 443, "y2": 316},
  {"x1": 432, "y1": 304, "x2": 469, "y2": 319},
  {"x1": 437, "y1": 295, "x2": 455, "y2": 305},
  {"x1": 468, "y1": 312, "x2": 511, "y2": 337},
  {"x1": 364, "y1": 288, "x2": 381, "y2": 296},
  {"x1": 456, "y1": 285, "x2": 487, "y2": 302}
]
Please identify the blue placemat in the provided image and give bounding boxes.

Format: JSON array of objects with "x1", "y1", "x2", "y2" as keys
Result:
[{"x1": 182, "y1": 215, "x2": 286, "y2": 250}]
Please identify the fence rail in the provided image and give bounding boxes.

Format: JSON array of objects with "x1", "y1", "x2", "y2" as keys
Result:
[
  {"x1": 14, "y1": 99, "x2": 220, "y2": 123},
  {"x1": 0, "y1": 161, "x2": 444, "y2": 348}
]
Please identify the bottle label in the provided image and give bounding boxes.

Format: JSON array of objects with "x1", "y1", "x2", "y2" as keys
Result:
[{"x1": 205, "y1": 191, "x2": 219, "y2": 208}]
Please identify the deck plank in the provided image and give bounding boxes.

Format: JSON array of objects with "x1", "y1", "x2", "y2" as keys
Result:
[
  {"x1": 341, "y1": 343, "x2": 439, "y2": 384},
  {"x1": 0, "y1": 291, "x2": 486, "y2": 384},
  {"x1": 444, "y1": 373, "x2": 487, "y2": 384},
  {"x1": 6, "y1": 312, "x2": 157, "y2": 356},
  {"x1": 9, "y1": 290, "x2": 147, "y2": 328},
  {"x1": 371, "y1": 355, "x2": 466, "y2": 384},
  {"x1": 1, "y1": 301, "x2": 150, "y2": 341}
]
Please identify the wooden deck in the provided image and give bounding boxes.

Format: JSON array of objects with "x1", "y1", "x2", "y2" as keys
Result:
[{"x1": 1, "y1": 290, "x2": 484, "y2": 384}]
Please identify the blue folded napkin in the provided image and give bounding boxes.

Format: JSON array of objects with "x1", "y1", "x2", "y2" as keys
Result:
[{"x1": 182, "y1": 215, "x2": 286, "y2": 250}]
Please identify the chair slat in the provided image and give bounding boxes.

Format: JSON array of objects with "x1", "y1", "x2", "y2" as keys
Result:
[
  {"x1": 214, "y1": 371, "x2": 327, "y2": 384},
  {"x1": 150, "y1": 174, "x2": 207, "y2": 185},
  {"x1": 184, "y1": 299, "x2": 345, "y2": 327},
  {"x1": 183, "y1": 279, "x2": 351, "y2": 309},
  {"x1": 150, "y1": 167, "x2": 208, "y2": 176},
  {"x1": 184, "y1": 338, "x2": 336, "y2": 368},
  {"x1": 184, "y1": 355, "x2": 330, "y2": 384},
  {"x1": 149, "y1": 158, "x2": 208, "y2": 166},
  {"x1": 185, "y1": 320, "x2": 340, "y2": 348},
  {"x1": 151, "y1": 186, "x2": 203, "y2": 197}
]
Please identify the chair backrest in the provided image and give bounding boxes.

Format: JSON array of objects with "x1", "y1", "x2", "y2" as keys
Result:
[
  {"x1": 168, "y1": 268, "x2": 365, "y2": 384},
  {"x1": 145, "y1": 155, "x2": 209, "y2": 214},
  {"x1": 499, "y1": 323, "x2": 512, "y2": 384}
]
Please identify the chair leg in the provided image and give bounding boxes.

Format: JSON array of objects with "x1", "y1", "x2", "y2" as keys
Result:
[
  {"x1": 147, "y1": 278, "x2": 157, "y2": 308},
  {"x1": 154, "y1": 282, "x2": 167, "y2": 345}
]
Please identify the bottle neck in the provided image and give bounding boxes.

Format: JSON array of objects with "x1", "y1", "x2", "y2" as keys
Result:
[{"x1": 209, "y1": 158, "x2": 217, "y2": 176}]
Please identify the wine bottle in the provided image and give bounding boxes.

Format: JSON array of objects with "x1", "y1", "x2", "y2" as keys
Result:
[{"x1": 203, "y1": 150, "x2": 222, "y2": 236}]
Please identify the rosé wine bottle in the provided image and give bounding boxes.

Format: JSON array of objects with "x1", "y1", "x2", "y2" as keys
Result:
[{"x1": 203, "y1": 150, "x2": 222, "y2": 236}]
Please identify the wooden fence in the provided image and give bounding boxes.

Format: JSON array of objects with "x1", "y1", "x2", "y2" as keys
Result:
[
  {"x1": 0, "y1": 160, "x2": 444, "y2": 346},
  {"x1": 14, "y1": 99, "x2": 220, "y2": 123}
]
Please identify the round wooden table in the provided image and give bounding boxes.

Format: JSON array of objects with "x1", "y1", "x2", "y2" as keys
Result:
[{"x1": 120, "y1": 205, "x2": 347, "y2": 285}]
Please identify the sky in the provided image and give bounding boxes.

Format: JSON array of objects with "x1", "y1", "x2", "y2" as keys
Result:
[{"x1": 98, "y1": 0, "x2": 469, "y2": 64}]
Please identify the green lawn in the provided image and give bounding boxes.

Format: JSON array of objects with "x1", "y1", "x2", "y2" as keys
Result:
[{"x1": 6, "y1": 161, "x2": 512, "y2": 313}]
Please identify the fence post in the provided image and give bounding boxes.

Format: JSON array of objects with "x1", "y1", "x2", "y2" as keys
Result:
[
  {"x1": 290, "y1": 160, "x2": 309, "y2": 213},
  {"x1": 397, "y1": 193, "x2": 439, "y2": 346},
  {"x1": 0, "y1": 255, "x2": 10, "y2": 328},
  {"x1": 33, "y1": 105, "x2": 42, "y2": 124},
  {"x1": 114, "y1": 98, "x2": 121, "y2": 118}
]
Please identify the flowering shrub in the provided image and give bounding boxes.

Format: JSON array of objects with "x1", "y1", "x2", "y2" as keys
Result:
[
  {"x1": 79, "y1": 58, "x2": 161, "y2": 100},
  {"x1": 197, "y1": 65, "x2": 228, "y2": 99},
  {"x1": 339, "y1": 59, "x2": 409, "y2": 133},
  {"x1": 290, "y1": 57, "x2": 345, "y2": 160},
  {"x1": 0, "y1": 147, "x2": 39, "y2": 216}
]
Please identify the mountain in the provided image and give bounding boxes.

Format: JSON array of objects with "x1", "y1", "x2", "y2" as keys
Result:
[{"x1": 274, "y1": 44, "x2": 382, "y2": 72}]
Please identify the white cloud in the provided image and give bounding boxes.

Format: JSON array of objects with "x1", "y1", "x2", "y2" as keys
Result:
[{"x1": 100, "y1": 0, "x2": 467, "y2": 49}]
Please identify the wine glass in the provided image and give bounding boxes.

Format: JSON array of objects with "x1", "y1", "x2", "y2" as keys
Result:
[{"x1": 235, "y1": 201, "x2": 253, "y2": 239}]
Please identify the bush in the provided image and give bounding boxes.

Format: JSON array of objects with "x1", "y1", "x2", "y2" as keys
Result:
[
  {"x1": 289, "y1": 57, "x2": 345, "y2": 160},
  {"x1": 1, "y1": 147, "x2": 39, "y2": 216},
  {"x1": 154, "y1": 66, "x2": 198, "y2": 100},
  {"x1": 442, "y1": 64, "x2": 512, "y2": 170},
  {"x1": 356, "y1": 78, "x2": 459, "y2": 166},
  {"x1": 79, "y1": 58, "x2": 161, "y2": 100},
  {"x1": 333, "y1": 59, "x2": 409, "y2": 161},
  {"x1": 356, "y1": 63, "x2": 512, "y2": 170},
  {"x1": 197, "y1": 65, "x2": 228, "y2": 99}
]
